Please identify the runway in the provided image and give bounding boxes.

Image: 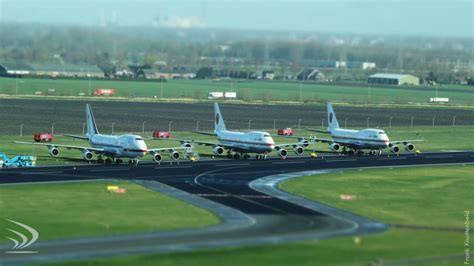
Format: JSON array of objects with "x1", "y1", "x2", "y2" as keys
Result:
[{"x1": 0, "y1": 151, "x2": 473, "y2": 265}]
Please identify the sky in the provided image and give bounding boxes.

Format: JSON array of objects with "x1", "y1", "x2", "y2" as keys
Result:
[{"x1": 0, "y1": 0, "x2": 472, "y2": 37}]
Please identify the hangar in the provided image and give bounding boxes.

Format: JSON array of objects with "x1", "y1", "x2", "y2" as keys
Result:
[{"x1": 368, "y1": 73, "x2": 419, "y2": 86}]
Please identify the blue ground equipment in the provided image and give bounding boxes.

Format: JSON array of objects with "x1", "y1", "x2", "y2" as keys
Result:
[{"x1": 0, "y1": 152, "x2": 37, "y2": 168}]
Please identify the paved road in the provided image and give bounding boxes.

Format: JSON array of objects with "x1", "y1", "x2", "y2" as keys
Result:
[{"x1": 0, "y1": 151, "x2": 473, "y2": 265}]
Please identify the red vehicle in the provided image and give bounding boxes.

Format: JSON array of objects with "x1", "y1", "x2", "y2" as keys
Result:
[
  {"x1": 277, "y1": 128, "x2": 294, "y2": 136},
  {"x1": 34, "y1": 133, "x2": 54, "y2": 142},
  {"x1": 93, "y1": 88, "x2": 116, "y2": 96},
  {"x1": 152, "y1": 131, "x2": 171, "y2": 139}
]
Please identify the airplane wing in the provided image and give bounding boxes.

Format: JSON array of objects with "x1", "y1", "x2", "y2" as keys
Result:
[
  {"x1": 305, "y1": 128, "x2": 330, "y2": 134},
  {"x1": 389, "y1": 140, "x2": 424, "y2": 145},
  {"x1": 147, "y1": 146, "x2": 194, "y2": 153},
  {"x1": 14, "y1": 141, "x2": 105, "y2": 152},
  {"x1": 193, "y1": 131, "x2": 217, "y2": 136},
  {"x1": 61, "y1": 134, "x2": 89, "y2": 140}
]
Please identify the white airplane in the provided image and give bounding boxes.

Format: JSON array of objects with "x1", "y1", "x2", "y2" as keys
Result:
[
  {"x1": 179, "y1": 103, "x2": 309, "y2": 159},
  {"x1": 307, "y1": 103, "x2": 421, "y2": 155},
  {"x1": 15, "y1": 104, "x2": 193, "y2": 165}
]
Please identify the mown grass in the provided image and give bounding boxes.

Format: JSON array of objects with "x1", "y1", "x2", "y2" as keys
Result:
[
  {"x1": 1, "y1": 77, "x2": 473, "y2": 105},
  {"x1": 0, "y1": 180, "x2": 220, "y2": 243},
  {"x1": 39, "y1": 165, "x2": 473, "y2": 266}
]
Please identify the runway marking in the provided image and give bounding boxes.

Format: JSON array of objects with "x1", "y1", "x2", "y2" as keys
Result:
[
  {"x1": 324, "y1": 159, "x2": 358, "y2": 162},
  {"x1": 154, "y1": 166, "x2": 192, "y2": 169},
  {"x1": 215, "y1": 163, "x2": 250, "y2": 167},
  {"x1": 377, "y1": 157, "x2": 407, "y2": 160},
  {"x1": 425, "y1": 155, "x2": 454, "y2": 159},
  {"x1": 193, "y1": 193, "x2": 273, "y2": 199},
  {"x1": 90, "y1": 168, "x2": 130, "y2": 172},
  {"x1": 271, "y1": 161, "x2": 306, "y2": 165},
  {"x1": 20, "y1": 171, "x2": 64, "y2": 175}
]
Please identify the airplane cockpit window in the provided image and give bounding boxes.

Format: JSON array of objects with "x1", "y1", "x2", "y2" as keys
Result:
[{"x1": 135, "y1": 138, "x2": 144, "y2": 141}]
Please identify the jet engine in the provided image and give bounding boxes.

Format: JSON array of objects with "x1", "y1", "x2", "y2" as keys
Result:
[
  {"x1": 82, "y1": 150, "x2": 93, "y2": 161},
  {"x1": 298, "y1": 138, "x2": 310, "y2": 148},
  {"x1": 181, "y1": 142, "x2": 193, "y2": 149},
  {"x1": 329, "y1": 143, "x2": 341, "y2": 152},
  {"x1": 279, "y1": 149, "x2": 288, "y2": 159},
  {"x1": 293, "y1": 146, "x2": 304, "y2": 155},
  {"x1": 48, "y1": 146, "x2": 60, "y2": 157},
  {"x1": 171, "y1": 151, "x2": 180, "y2": 160},
  {"x1": 213, "y1": 146, "x2": 224, "y2": 155},
  {"x1": 153, "y1": 153, "x2": 162, "y2": 163},
  {"x1": 390, "y1": 145, "x2": 400, "y2": 154},
  {"x1": 404, "y1": 143, "x2": 415, "y2": 152}
]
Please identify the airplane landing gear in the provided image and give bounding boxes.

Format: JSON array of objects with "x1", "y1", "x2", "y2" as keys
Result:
[
  {"x1": 128, "y1": 159, "x2": 139, "y2": 166},
  {"x1": 233, "y1": 153, "x2": 241, "y2": 160},
  {"x1": 97, "y1": 156, "x2": 104, "y2": 164}
]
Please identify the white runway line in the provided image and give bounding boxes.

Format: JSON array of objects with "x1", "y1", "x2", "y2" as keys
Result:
[
  {"x1": 271, "y1": 161, "x2": 306, "y2": 164},
  {"x1": 90, "y1": 168, "x2": 130, "y2": 172},
  {"x1": 20, "y1": 171, "x2": 64, "y2": 175},
  {"x1": 215, "y1": 163, "x2": 250, "y2": 167},
  {"x1": 154, "y1": 165, "x2": 192, "y2": 169}
]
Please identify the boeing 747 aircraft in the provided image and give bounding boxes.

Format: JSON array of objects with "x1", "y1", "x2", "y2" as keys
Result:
[
  {"x1": 306, "y1": 103, "x2": 421, "y2": 155},
  {"x1": 16, "y1": 104, "x2": 192, "y2": 165},
  {"x1": 179, "y1": 103, "x2": 309, "y2": 159}
]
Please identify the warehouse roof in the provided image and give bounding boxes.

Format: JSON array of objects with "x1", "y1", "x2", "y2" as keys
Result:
[{"x1": 369, "y1": 73, "x2": 416, "y2": 79}]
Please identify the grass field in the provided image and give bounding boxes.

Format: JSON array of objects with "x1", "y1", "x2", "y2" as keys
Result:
[
  {"x1": 39, "y1": 165, "x2": 473, "y2": 266},
  {"x1": 1, "y1": 77, "x2": 473, "y2": 105},
  {"x1": 0, "y1": 126, "x2": 472, "y2": 165},
  {"x1": 0, "y1": 180, "x2": 220, "y2": 243}
]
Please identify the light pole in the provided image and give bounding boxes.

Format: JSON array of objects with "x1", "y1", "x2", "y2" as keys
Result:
[
  {"x1": 411, "y1": 117, "x2": 414, "y2": 128},
  {"x1": 160, "y1": 79, "x2": 164, "y2": 98},
  {"x1": 15, "y1": 74, "x2": 19, "y2": 95},
  {"x1": 452, "y1": 116, "x2": 456, "y2": 127},
  {"x1": 142, "y1": 121, "x2": 146, "y2": 134},
  {"x1": 298, "y1": 119, "x2": 302, "y2": 129},
  {"x1": 273, "y1": 119, "x2": 276, "y2": 130},
  {"x1": 248, "y1": 120, "x2": 252, "y2": 131},
  {"x1": 366, "y1": 117, "x2": 370, "y2": 128},
  {"x1": 82, "y1": 123, "x2": 86, "y2": 135},
  {"x1": 196, "y1": 120, "x2": 200, "y2": 131},
  {"x1": 111, "y1": 122, "x2": 116, "y2": 134},
  {"x1": 20, "y1": 124, "x2": 24, "y2": 137},
  {"x1": 51, "y1": 123, "x2": 56, "y2": 135},
  {"x1": 299, "y1": 83, "x2": 303, "y2": 102},
  {"x1": 168, "y1": 121, "x2": 173, "y2": 132},
  {"x1": 389, "y1": 116, "x2": 393, "y2": 128},
  {"x1": 344, "y1": 118, "x2": 349, "y2": 129}
]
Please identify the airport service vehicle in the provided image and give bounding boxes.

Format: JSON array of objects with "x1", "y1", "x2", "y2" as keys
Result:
[
  {"x1": 0, "y1": 152, "x2": 36, "y2": 168},
  {"x1": 93, "y1": 89, "x2": 116, "y2": 96},
  {"x1": 429, "y1": 97, "x2": 449, "y2": 104},
  {"x1": 307, "y1": 103, "x2": 421, "y2": 155},
  {"x1": 178, "y1": 103, "x2": 308, "y2": 159},
  {"x1": 34, "y1": 133, "x2": 54, "y2": 142},
  {"x1": 207, "y1": 92, "x2": 237, "y2": 100},
  {"x1": 15, "y1": 104, "x2": 194, "y2": 165},
  {"x1": 153, "y1": 131, "x2": 171, "y2": 139},
  {"x1": 278, "y1": 128, "x2": 294, "y2": 136}
]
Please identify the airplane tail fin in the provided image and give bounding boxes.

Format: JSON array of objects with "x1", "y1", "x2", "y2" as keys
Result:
[
  {"x1": 86, "y1": 104, "x2": 99, "y2": 138},
  {"x1": 327, "y1": 102, "x2": 340, "y2": 131},
  {"x1": 214, "y1": 102, "x2": 227, "y2": 133}
]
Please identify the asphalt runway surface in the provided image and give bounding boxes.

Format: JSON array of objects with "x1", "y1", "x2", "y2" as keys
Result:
[
  {"x1": 0, "y1": 151, "x2": 473, "y2": 265},
  {"x1": 0, "y1": 98, "x2": 472, "y2": 135}
]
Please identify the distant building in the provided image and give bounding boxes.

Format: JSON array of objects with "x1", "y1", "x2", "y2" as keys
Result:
[
  {"x1": 297, "y1": 68, "x2": 324, "y2": 81},
  {"x1": 368, "y1": 73, "x2": 419, "y2": 86},
  {"x1": 31, "y1": 64, "x2": 103, "y2": 78},
  {"x1": 0, "y1": 63, "x2": 34, "y2": 75}
]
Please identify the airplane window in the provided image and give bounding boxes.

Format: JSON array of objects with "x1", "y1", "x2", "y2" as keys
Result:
[{"x1": 263, "y1": 135, "x2": 270, "y2": 138}]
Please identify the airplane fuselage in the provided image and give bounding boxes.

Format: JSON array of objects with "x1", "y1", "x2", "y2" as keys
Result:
[
  {"x1": 89, "y1": 134, "x2": 148, "y2": 159},
  {"x1": 330, "y1": 128, "x2": 390, "y2": 150},
  {"x1": 217, "y1": 131, "x2": 275, "y2": 154}
]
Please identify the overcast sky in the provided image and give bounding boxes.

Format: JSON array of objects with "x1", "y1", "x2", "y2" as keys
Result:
[{"x1": 0, "y1": 0, "x2": 472, "y2": 37}]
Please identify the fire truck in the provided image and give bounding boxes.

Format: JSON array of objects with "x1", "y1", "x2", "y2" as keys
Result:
[
  {"x1": 277, "y1": 128, "x2": 294, "y2": 136},
  {"x1": 152, "y1": 131, "x2": 171, "y2": 139},
  {"x1": 34, "y1": 133, "x2": 54, "y2": 142}
]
